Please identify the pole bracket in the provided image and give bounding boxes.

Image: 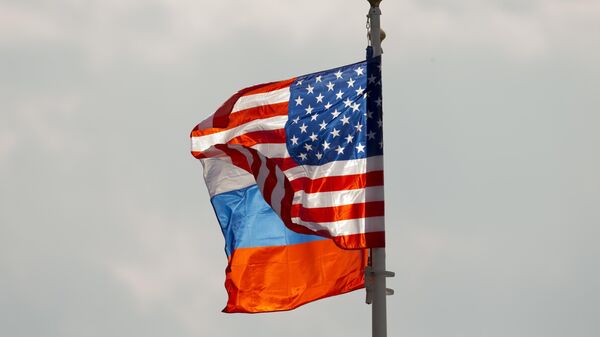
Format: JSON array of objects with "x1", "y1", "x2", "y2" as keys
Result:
[{"x1": 365, "y1": 266, "x2": 395, "y2": 304}]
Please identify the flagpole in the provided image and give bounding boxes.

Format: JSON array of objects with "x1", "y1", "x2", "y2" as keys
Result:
[{"x1": 366, "y1": 1, "x2": 390, "y2": 337}]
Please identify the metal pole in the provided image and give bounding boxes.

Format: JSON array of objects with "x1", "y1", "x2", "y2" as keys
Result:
[
  {"x1": 366, "y1": 1, "x2": 387, "y2": 337},
  {"x1": 368, "y1": 0, "x2": 383, "y2": 57},
  {"x1": 371, "y1": 248, "x2": 388, "y2": 337}
]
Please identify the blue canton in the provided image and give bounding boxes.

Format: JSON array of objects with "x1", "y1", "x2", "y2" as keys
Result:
[{"x1": 285, "y1": 58, "x2": 383, "y2": 165}]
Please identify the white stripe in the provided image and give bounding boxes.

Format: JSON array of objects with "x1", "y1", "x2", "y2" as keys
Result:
[
  {"x1": 284, "y1": 155, "x2": 384, "y2": 181},
  {"x1": 290, "y1": 216, "x2": 385, "y2": 236},
  {"x1": 236, "y1": 145, "x2": 256, "y2": 168},
  {"x1": 292, "y1": 186, "x2": 384, "y2": 208},
  {"x1": 232, "y1": 88, "x2": 290, "y2": 113},
  {"x1": 191, "y1": 115, "x2": 287, "y2": 152},
  {"x1": 270, "y1": 167, "x2": 286, "y2": 216},
  {"x1": 201, "y1": 158, "x2": 255, "y2": 197},
  {"x1": 249, "y1": 143, "x2": 290, "y2": 158}
]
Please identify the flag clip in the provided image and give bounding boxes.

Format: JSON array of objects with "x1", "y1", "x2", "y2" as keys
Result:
[{"x1": 365, "y1": 266, "x2": 373, "y2": 304}]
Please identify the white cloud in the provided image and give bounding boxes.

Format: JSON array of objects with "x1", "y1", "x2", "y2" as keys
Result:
[
  {"x1": 387, "y1": 0, "x2": 600, "y2": 60},
  {"x1": 3, "y1": 0, "x2": 598, "y2": 66},
  {"x1": 0, "y1": 3, "x2": 64, "y2": 43},
  {"x1": 0, "y1": 0, "x2": 351, "y2": 67},
  {"x1": 3, "y1": 94, "x2": 83, "y2": 158},
  {"x1": 0, "y1": 130, "x2": 17, "y2": 163},
  {"x1": 108, "y1": 207, "x2": 225, "y2": 334}
]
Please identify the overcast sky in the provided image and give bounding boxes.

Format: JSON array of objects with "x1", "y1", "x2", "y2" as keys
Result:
[{"x1": 1, "y1": 1, "x2": 599, "y2": 336}]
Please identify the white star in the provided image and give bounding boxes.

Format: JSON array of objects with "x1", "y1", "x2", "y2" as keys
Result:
[
  {"x1": 306, "y1": 85, "x2": 314, "y2": 94},
  {"x1": 326, "y1": 81, "x2": 335, "y2": 91},
  {"x1": 299, "y1": 153, "x2": 308, "y2": 160},
  {"x1": 345, "y1": 134, "x2": 354, "y2": 143},
  {"x1": 340, "y1": 115, "x2": 350, "y2": 125},
  {"x1": 354, "y1": 122, "x2": 363, "y2": 132},
  {"x1": 366, "y1": 110, "x2": 373, "y2": 119},
  {"x1": 310, "y1": 114, "x2": 318, "y2": 121},
  {"x1": 322, "y1": 141, "x2": 331, "y2": 150},
  {"x1": 324, "y1": 102, "x2": 332, "y2": 110},
  {"x1": 355, "y1": 86, "x2": 365, "y2": 96},
  {"x1": 299, "y1": 123, "x2": 308, "y2": 133},
  {"x1": 368, "y1": 74, "x2": 377, "y2": 84},
  {"x1": 347, "y1": 78, "x2": 355, "y2": 88},
  {"x1": 292, "y1": 116, "x2": 300, "y2": 124},
  {"x1": 334, "y1": 70, "x2": 343, "y2": 79},
  {"x1": 354, "y1": 67, "x2": 364, "y2": 76},
  {"x1": 331, "y1": 109, "x2": 341, "y2": 119},
  {"x1": 343, "y1": 98, "x2": 353, "y2": 107},
  {"x1": 303, "y1": 143, "x2": 313, "y2": 152},
  {"x1": 330, "y1": 128, "x2": 340, "y2": 138},
  {"x1": 335, "y1": 90, "x2": 344, "y2": 100},
  {"x1": 296, "y1": 80, "x2": 303, "y2": 86},
  {"x1": 351, "y1": 102, "x2": 360, "y2": 112},
  {"x1": 295, "y1": 96, "x2": 303, "y2": 106},
  {"x1": 377, "y1": 118, "x2": 383, "y2": 128},
  {"x1": 315, "y1": 75, "x2": 322, "y2": 83},
  {"x1": 290, "y1": 135, "x2": 299, "y2": 145},
  {"x1": 305, "y1": 105, "x2": 314, "y2": 114},
  {"x1": 309, "y1": 133, "x2": 318, "y2": 141},
  {"x1": 367, "y1": 130, "x2": 376, "y2": 140},
  {"x1": 315, "y1": 152, "x2": 323, "y2": 160},
  {"x1": 335, "y1": 145, "x2": 345, "y2": 155},
  {"x1": 319, "y1": 120, "x2": 327, "y2": 130},
  {"x1": 356, "y1": 143, "x2": 365, "y2": 153},
  {"x1": 315, "y1": 93, "x2": 324, "y2": 103},
  {"x1": 375, "y1": 97, "x2": 382, "y2": 106},
  {"x1": 379, "y1": 140, "x2": 384, "y2": 149}
]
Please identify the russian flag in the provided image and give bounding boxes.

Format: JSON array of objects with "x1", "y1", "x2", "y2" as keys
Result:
[{"x1": 203, "y1": 158, "x2": 367, "y2": 313}]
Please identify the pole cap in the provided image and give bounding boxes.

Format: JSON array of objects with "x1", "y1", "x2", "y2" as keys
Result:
[{"x1": 368, "y1": 0, "x2": 382, "y2": 7}]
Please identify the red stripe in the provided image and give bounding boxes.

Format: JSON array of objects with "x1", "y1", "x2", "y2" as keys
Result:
[
  {"x1": 214, "y1": 144, "x2": 252, "y2": 175},
  {"x1": 209, "y1": 79, "x2": 294, "y2": 128},
  {"x1": 241, "y1": 78, "x2": 295, "y2": 96},
  {"x1": 290, "y1": 201, "x2": 384, "y2": 222},
  {"x1": 289, "y1": 171, "x2": 384, "y2": 193},
  {"x1": 249, "y1": 147, "x2": 262, "y2": 180},
  {"x1": 191, "y1": 151, "x2": 204, "y2": 159},
  {"x1": 333, "y1": 232, "x2": 385, "y2": 249},
  {"x1": 262, "y1": 156, "x2": 280, "y2": 205},
  {"x1": 226, "y1": 129, "x2": 287, "y2": 147},
  {"x1": 271, "y1": 157, "x2": 299, "y2": 171},
  {"x1": 191, "y1": 102, "x2": 288, "y2": 137}
]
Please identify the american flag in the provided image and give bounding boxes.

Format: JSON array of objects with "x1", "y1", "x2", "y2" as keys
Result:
[{"x1": 191, "y1": 57, "x2": 384, "y2": 249}]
